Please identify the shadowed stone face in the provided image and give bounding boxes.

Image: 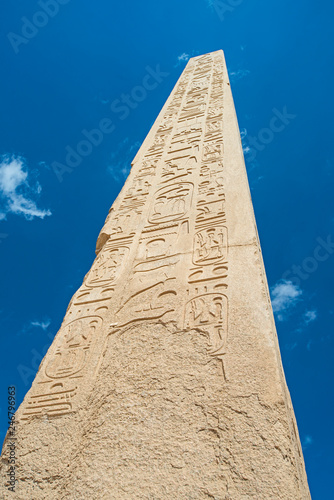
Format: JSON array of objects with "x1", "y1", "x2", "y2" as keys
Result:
[{"x1": 1, "y1": 50, "x2": 310, "y2": 499}]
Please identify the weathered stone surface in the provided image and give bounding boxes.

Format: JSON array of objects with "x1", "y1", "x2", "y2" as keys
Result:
[{"x1": 0, "y1": 50, "x2": 311, "y2": 499}]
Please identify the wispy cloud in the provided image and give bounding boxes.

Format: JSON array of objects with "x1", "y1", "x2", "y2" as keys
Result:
[
  {"x1": 271, "y1": 280, "x2": 302, "y2": 321},
  {"x1": 240, "y1": 128, "x2": 250, "y2": 157},
  {"x1": 30, "y1": 319, "x2": 51, "y2": 331},
  {"x1": 285, "y1": 342, "x2": 298, "y2": 351},
  {"x1": 240, "y1": 128, "x2": 253, "y2": 157},
  {"x1": 229, "y1": 69, "x2": 250, "y2": 82},
  {"x1": 175, "y1": 50, "x2": 200, "y2": 67},
  {"x1": 178, "y1": 52, "x2": 190, "y2": 63},
  {"x1": 0, "y1": 233, "x2": 8, "y2": 244},
  {"x1": 16, "y1": 317, "x2": 52, "y2": 337},
  {"x1": 240, "y1": 128, "x2": 247, "y2": 141},
  {"x1": 107, "y1": 139, "x2": 141, "y2": 184},
  {"x1": 0, "y1": 155, "x2": 51, "y2": 220},
  {"x1": 240, "y1": 128, "x2": 259, "y2": 170},
  {"x1": 303, "y1": 309, "x2": 318, "y2": 325},
  {"x1": 302, "y1": 435, "x2": 314, "y2": 450}
]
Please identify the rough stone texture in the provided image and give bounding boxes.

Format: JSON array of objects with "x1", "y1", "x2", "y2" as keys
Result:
[{"x1": 1, "y1": 50, "x2": 311, "y2": 499}]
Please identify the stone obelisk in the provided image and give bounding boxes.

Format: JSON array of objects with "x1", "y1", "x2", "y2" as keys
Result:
[{"x1": 1, "y1": 50, "x2": 310, "y2": 499}]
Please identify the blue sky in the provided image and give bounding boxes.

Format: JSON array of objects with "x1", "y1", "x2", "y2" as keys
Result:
[{"x1": 0, "y1": 0, "x2": 333, "y2": 496}]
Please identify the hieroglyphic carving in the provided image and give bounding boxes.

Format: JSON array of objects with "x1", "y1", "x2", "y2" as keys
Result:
[
  {"x1": 22, "y1": 386, "x2": 77, "y2": 419},
  {"x1": 203, "y1": 141, "x2": 224, "y2": 163},
  {"x1": 180, "y1": 53, "x2": 230, "y2": 378},
  {"x1": 184, "y1": 292, "x2": 228, "y2": 361},
  {"x1": 198, "y1": 175, "x2": 224, "y2": 197},
  {"x1": 21, "y1": 51, "x2": 230, "y2": 421},
  {"x1": 45, "y1": 316, "x2": 103, "y2": 379},
  {"x1": 149, "y1": 182, "x2": 194, "y2": 224},
  {"x1": 115, "y1": 278, "x2": 178, "y2": 328},
  {"x1": 22, "y1": 231, "x2": 135, "y2": 418},
  {"x1": 196, "y1": 198, "x2": 226, "y2": 225},
  {"x1": 86, "y1": 246, "x2": 129, "y2": 287},
  {"x1": 161, "y1": 157, "x2": 197, "y2": 184},
  {"x1": 188, "y1": 264, "x2": 228, "y2": 285},
  {"x1": 193, "y1": 227, "x2": 227, "y2": 265},
  {"x1": 22, "y1": 315, "x2": 104, "y2": 419}
]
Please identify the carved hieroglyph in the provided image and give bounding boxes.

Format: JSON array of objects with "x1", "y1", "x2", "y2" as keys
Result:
[{"x1": 1, "y1": 50, "x2": 311, "y2": 499}]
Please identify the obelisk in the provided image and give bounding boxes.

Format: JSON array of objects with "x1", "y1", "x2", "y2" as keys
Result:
[{"x1": 1, "y1": 50, "x2": 311, "y2": 499}]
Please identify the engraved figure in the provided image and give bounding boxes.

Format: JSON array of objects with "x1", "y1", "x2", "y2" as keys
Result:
[
  {"x1": 45, "y1": 349, "x2": 87, "y2": 379},
  {"x1": 64, "y1": 319, "x2": 89, "y2": 348},
  {"x1": 184, "y1": 293, "x2": 228, "y2": 358},
  {"x1": 194, "y1": 227, "x2": 227, "y2": 265},
  {"x1": 45, "y1": 316, "x2": 103, "y2": 379},
  {"x1": 86, "y1": 246, "x2": 129, "y2": 287},
  {"x1": 116, "y1": 278, "x2": 178, "y2": 327},
  {"x1": 203, "y1": 142, "x2": 223, "y2": 162},
  {"x1": 207, "y1": 107, "x2": 223, "y2": 118}
]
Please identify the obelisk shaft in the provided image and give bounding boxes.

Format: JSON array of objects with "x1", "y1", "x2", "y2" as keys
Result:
[{"x1": 1, "y1": 50, "x2": 310, "y2": 499}]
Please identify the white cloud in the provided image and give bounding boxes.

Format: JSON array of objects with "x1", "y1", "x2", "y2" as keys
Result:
[
  {"x1": 270, "y1": 280, "x2": 302, "y2": 321},
  {"x1": 31, "y1": 319, "x2": 51, "y2": 331},
  {"x1": 0, "y1": 155, "x2": 51, "y2": 220},
  {"x1": 229, "y1": 69, "x2": 250, "y2": 82},
  {"x1": 304, "y1": 309, "x2": 317, "y2": 325}
]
